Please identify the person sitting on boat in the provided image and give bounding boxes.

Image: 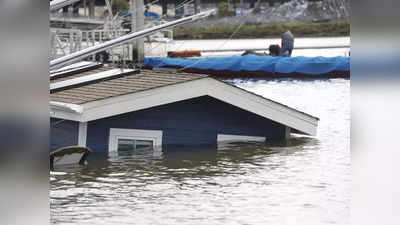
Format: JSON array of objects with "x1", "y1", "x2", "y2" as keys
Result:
[
  {"x1": 280, "y1": 30, "x2": 294, "y2": 57},
  {"x1": 269, "y1": 44, "x2": 281, "y2": 56}
]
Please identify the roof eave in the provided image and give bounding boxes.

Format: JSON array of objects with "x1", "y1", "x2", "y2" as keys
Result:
[{"x1": 50, "y1": 101, "x2": 83, "y2": 121}]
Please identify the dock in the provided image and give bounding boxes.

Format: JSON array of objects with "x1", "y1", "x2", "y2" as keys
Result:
[{"x1": 199, "y1": 45, "x2": 350, "y2": 53}]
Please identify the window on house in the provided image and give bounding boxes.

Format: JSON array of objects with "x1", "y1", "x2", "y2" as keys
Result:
[
  {"x1": 117, "y1": 139, "x2": 154, "y2": 151},
  {"x1": 108, "y1": 128, "x2": 163, "y2": 153}
]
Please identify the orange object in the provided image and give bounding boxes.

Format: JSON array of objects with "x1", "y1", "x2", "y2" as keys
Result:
[{"x1": 168, "y1": 50, "x2": 201, "y2": 58}]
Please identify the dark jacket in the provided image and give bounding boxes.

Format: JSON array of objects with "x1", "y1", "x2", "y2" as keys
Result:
[{"x1": 281, "y1": 30, "x2": 294, "y2": 49}]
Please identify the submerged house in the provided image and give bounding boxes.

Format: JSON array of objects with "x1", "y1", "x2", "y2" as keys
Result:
[{"x1": 50, "y1": 62, "x2": 319, "y2": 155}]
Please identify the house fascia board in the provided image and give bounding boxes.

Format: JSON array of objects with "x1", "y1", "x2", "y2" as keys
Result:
[
  {"x1": 50, "y1": 101, "x2": 83, "y2": 121},
  {"x1": 204, "y1": 79, "x2": 318, "y2": 135}
]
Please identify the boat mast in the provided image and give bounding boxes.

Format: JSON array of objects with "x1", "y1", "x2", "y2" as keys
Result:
[{"x1": 131, "y1": 0, "x2": 145, "y2": 64}]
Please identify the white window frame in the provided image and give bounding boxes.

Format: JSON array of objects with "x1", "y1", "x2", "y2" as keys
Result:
[
  {"x1": 217, "y1": 134, "x2": 266, "y2": 143},
  {"x1": 108, "y1": 128, "x2": 163, "y2": 153}
]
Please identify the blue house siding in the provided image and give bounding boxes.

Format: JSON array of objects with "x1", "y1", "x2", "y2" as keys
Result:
[
  {"x1": 50, "y1": 118, "x2": 79, "y2": 151},
  {"x1": 86, "y1": 95, "x2": 286, "y2": 154}
]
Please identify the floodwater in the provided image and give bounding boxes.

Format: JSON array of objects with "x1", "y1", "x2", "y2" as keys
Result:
[{"x1": 50, "y1": 38, "x2": 350, "y2": 225}]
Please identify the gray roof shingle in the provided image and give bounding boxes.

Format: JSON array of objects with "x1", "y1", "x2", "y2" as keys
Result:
[{"x1": 50, "y1": 69, "x2": 208, "y2": 104}]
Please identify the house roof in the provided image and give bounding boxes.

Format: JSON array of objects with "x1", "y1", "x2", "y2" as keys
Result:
[
  {"x1": 50, "y1": 63, "x2": 318, "y2": 135},
  {"x1": 50, "y1": 68, "x2": 208, "y2": 104}
]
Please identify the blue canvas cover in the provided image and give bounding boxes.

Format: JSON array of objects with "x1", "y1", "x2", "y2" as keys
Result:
[{"x1": 144, "y1": 55, "x2": 350, "y2": 75}]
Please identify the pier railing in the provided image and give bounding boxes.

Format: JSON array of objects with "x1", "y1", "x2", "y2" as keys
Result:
[{"x1": 50, "y1": 28, "x2": 130, "y2": 60}]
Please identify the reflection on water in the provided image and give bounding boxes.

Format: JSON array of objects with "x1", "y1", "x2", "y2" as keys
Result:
[
  {"x1": 51, "y1": 78, "x2": 349, "y2": 225},
  {"x1": 52, "y1": 137, "x2": 311, "y2": 182}
]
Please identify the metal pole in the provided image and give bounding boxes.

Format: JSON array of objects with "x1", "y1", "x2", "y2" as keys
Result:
[
  {"x1": 130, "y1": 0, "x2": 136, "y2": 63},
  {"x1": 84, "y1": 0, "x2": 87, "y2": 17},
  {"x1": 161, "y1": 0, "x2": 167, "y2": 16},
  {"x1": 136, "y1": 0, "x2": 145, "y2": 64}
]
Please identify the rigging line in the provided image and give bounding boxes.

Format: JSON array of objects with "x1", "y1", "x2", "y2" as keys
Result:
[
  {"x1": 143, "y1": 0, "x2": 197, "y2": 65},
  {"x1": 175, "y1": 0, "x2": 195, "y2": 13},
  {"x1": 176, "y1": 0, "x2": 194, "y2": 10},
  {"x1": 177, "y1": 23, "x2": 245, "y2": 71},
  {"x1": 177, "y1": 2, "x2": 261, "y2": 72},
  {"x1": 144, "y1": 37, "x2": 188, "y2": 68},
  {"x1": 144, "y1": 40, "x2": 167, "y2": 56},
  {"x1": 149, "y1": 22, "x2": 201, "y2": 66},
  {"x1": 146, "y1": 18, "x2": 204, "y2": 67},
  {"x1": 147, "y1": 0, "x2": 160, "y2": 6}
]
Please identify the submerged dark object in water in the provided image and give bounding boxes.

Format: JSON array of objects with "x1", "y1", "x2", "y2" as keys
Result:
[
  {"x1": 144, "y1": 55, "x2": 350, "y2": 78},
  {"x1": 50, "y1": 146, "x2": 91, "y2": 170}
]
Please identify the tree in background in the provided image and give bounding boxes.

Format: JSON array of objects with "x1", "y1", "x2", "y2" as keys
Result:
[
  {"x1": 112, "y1": 0, "x2": 129, "y2": 14},
  {"x1": 218, "y1": 2, "x2": 235, "y2": 17}
]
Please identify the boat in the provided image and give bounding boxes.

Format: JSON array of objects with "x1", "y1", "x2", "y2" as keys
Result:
[
  {"x1": 144, "y1": 54, "x2": 350, "y2": 78},
  {"x1": 50, "y1": 146, "x2": 92, "y2": 170},
  {"x1": 168, "y1": 50, "x2": 202, "y2": 58}
]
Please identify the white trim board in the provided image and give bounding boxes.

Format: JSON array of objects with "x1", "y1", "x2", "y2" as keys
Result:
[
  {"x1": 78, "y1": 122, "x2": 87, "y2": 147},
  {"x1": 217, "y1": 134, "x2": 266, "y2": 142},
  {"x1": 50, "y1": 77, "x2": 318, "y2": 135},
  {"x1": 108, "y1": 128, "x2": 163, "y2": 153},
  {"x1": 50, "y1": 61, "x2": 101, "y2": 78},
  {"x1": 50, "y1": 68, "x2": 135, "y2": 91}
]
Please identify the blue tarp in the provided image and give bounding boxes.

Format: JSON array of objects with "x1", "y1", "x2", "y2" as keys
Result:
[
  {"x1": 144, "y1": 55, "x2": 350, "y2": 75},
  {"x1": 122, "y1": 12, "x2": 160, "y2": 20}
]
